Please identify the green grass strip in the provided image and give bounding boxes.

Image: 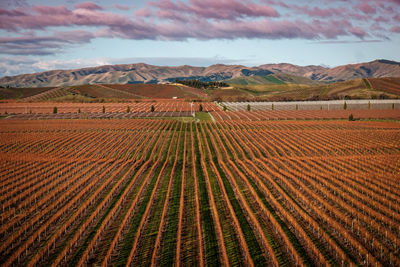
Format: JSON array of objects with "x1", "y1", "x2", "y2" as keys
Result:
[
  {"x1": 192, "y1": 124, "x2": 220, "y2": 266},
  {"x1": 158, "y1": 130, "x2": 184, "y2": 266},
  {"x1": 202, "y1": 124, "x2": 266, "y2": 266}
]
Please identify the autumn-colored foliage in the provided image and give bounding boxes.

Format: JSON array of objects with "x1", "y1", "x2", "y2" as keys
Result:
[{"x1": 0, "y1": 118, "x2": 399, "y2": 266}]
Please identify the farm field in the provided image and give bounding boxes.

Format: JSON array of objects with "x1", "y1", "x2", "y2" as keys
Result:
[
  {"x1": 0, "y1": 101, "x2": 219, "y2": 115},
  {"x1": 212, "y1": 100, "x2": 400, "y2": 121},
  {"x1": 212, "y1": 109, "x2": 400, "y2": 121},
  {"x1": 0, "y1": 87, "x2": 55, "y2": 100},
  {"x1": 2, "y1": 77, "x2": 400, "y2": 103},
  {"x1": 367, "y1": 77, "x2": 400, "y2": 95},
  {"x1": 0, "y1": 118, "x2": 399, "y2": 266},
  {"x1": 0, "y1": 84, "x2": 207, "y2": 102},
  {"x1": 224, "y1": 78, "x2": 400, "y2": 101}
]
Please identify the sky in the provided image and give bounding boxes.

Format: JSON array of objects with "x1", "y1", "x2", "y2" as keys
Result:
[{"x1": 0, "y1": 0, "x2": 399, "y2": 77}]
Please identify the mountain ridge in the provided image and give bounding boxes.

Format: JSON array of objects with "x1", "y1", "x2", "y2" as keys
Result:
[{"x1": 1, "y1": 59, "x2": 400, "y2": 88}]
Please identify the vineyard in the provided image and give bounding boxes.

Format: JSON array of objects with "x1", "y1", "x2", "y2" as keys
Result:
[
  {"x1": 211, "y1": 109, "x2": 400, "y2": 121},
  {"x1": 0, "y1": 101, "x2": 219, "y2": 116},
  {"x1": 0, "y1": 117, "x2": 399, "y2": 266}
]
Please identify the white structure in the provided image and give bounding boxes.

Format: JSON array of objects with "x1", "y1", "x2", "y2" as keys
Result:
[
  {"x1": 190, "y1": 102, "x2": 195, "y2": 117},
  {"x1": 222, "y1": 99, "x2": 400, "y2": 111}
]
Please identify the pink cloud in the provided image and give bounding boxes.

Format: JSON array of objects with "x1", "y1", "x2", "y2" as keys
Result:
[
  {"x1": 156, "y1": 9, "x2": 188, "y2": 21},
  {"x1": 375, "y1": 16, "x2": 390, "y2": 23},
  {"x1": 0, "y1": 8, "x2": 26, "y2": 16},
  {"x1": 348, "y1": 26, "x2": 368, "y2": 38},
  {"x1": 0, "y1": 30, "x2": 97, "y2": 55},
  {"x1": 113, "y1": 4, "x2": 129, "y2": 11},
  {"x1": 150, "y1": 0, "x2": 279, "y2": 20},
  {"x1": 33, "y1": 5, "x2": 70, "y2": 15},
  {"x1": 74, "y1": 2, "x2": 102, "y2": 10},
  {"x1": 370, "y1": 23, "x2": 384, "y2": 31},
  {"x1": 310, "y1": 19, "x2": 350, "y2": 39},
  {"x1": 356, "y1": 3, "x2": 376, "y2": 14},
  {"x1": 134, "y1": 7, "x2": 152, "y2": 17},
  {"x1": 0, "y1": 0, "x2": 398, "y2": 56},
  {"x1": 295, "y1": 5, "x2": 346, "y2": 17},
  {"x1": 347, "y1": 12, "x2": 369, "y2": 21},
  {"x1": 387, "y1": 0, "x2": 400, "y2": 4},
  {"x1": 0, "y1": 6, "x2": 131, "y2": 30},
  {"x1": 390, "y1": 25, "x2": 400, "y2": 33}
]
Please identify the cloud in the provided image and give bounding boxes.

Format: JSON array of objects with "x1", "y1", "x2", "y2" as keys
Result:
[
  {"x1": 294, "y1": 5, "x2": 346, "y2": 17},
  {"x1": 348, "y1": 26, "x2": 368, "y2": 38},
  {"x1": 0, "y1": 0, "x2": 398, "y2": 56},
  {"x1": 0, "y1": 0, "x2": 28, "y2": 9},
  {"x1": 387, "y1": 0, "x2": 400, "y2": 5},
  {"x1": 0, "y1": 56, "x2": 112, "y2": 77},
  {"x1": 390, "y1": 26, "x2": 400, "y2": 33},
  {"x1": 148, "y1": 0, "x2": 279, "y2": 20},
  {"x1": 113, "y1": 4, "x2": 130, "y2": 11},
  {"x1": 312, "y1": 40, "x2": 383, "y2": 44},
  {"x1": 32, "y1": 5, "x2": 70, "y2": 15},
  {"x1": 0, "y1": 57, "x2": 44, "y2": 77},
  {"x1": 134, "y1": 7, "x2": 152, "y2": 17},
  {"x1": 356, "y1": 2, "x2": 376, "y2": 14},
  {"x1": 74, "y1": 2, "x2": 102, "y2": 10},
  {"x1": 0, "y1": 30, "x2": 97, "y2": 55},
  {"x1": 0, "y1": 5, "x2": 131, "y2": 31}
]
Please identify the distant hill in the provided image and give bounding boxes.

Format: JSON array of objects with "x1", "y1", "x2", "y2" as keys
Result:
[
  {"x1": 258, "y1": 60, "x2": 400, "y2": 82},
  {"x1": 211, "y1": 78, "x2": 400, "y2": 102},
  {"x1": 2, "y1": 77, "x2": 399, "y2": 102},
  {"x1": 1, "y1": 60, "x2": 400, "y2": 88}
]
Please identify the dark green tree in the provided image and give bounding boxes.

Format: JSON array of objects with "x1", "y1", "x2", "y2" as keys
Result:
[
  {"x1": 127, "y1": 106, "x2": 130, "y2": 113},
  {"x1": 199, "y1": 104, "x2": 203, "y2": 112},
  {"x1": 102, "y1": 106, "x2": 105, "y2": 113},
  {"x1": 151, "y1": 105, "x2": 155, "y2": 112},
  {"x1": 53, "y1": 107, "x2": 57, "y2": 114},
  {"x1": 247, "y1": 104, "x2": 251, "y2": 111}
]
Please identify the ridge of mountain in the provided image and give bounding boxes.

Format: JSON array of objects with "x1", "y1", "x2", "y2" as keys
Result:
[{"x1": 1, "y1": 59, "x2": 399, "y2": 88}]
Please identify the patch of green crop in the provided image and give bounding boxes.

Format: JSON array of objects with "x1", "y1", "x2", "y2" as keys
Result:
[
  {"x1": 195, "y1": 112, "x2": 212, "y2": 122},
  {"x1": 264, "y1": 74, "x2": 285, "y2": 84}
]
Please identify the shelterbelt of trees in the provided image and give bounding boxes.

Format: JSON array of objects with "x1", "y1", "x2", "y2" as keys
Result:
[{"x1": 175, "y1": 79, "x2": 230, "y2": 89}]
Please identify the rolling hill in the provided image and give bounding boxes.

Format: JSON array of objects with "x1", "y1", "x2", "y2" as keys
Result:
[
  {"x1": 1, "y1": 77, "x2": 399, "y2": 102},
  {"x1": 0, "y1": 83, "x2": 208, "y2": 102},
  {"x1": 1, "y1": 60, "x2": 400, "y2": 88},
  {"x1": 212, "y1": 78, "x2": 400, "y2": 101}
]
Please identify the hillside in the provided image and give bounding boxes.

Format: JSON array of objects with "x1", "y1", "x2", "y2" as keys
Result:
[
  {"x1": 219, "y1": 78, "x2": 400, "y2": 101},
  {"x1": 0, "y1": 84, "x2": 207, "y2": 102},
  {"x1": 226, "y1": 73, "x2": 319, "y2": 85},
  {"x1": 1, "y1": 78, "x2": 400, "y2": 103},
  {"x1": 1, "y1": 60, "x2": 400, "y2": 88},
  {"x1": 258, "y1": 60, "x2": 400, "y2": 82}
]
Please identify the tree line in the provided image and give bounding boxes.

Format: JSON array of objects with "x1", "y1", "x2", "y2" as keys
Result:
[{"x1": 175, "y1": 79, "x2": 229, "y2": 89}]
